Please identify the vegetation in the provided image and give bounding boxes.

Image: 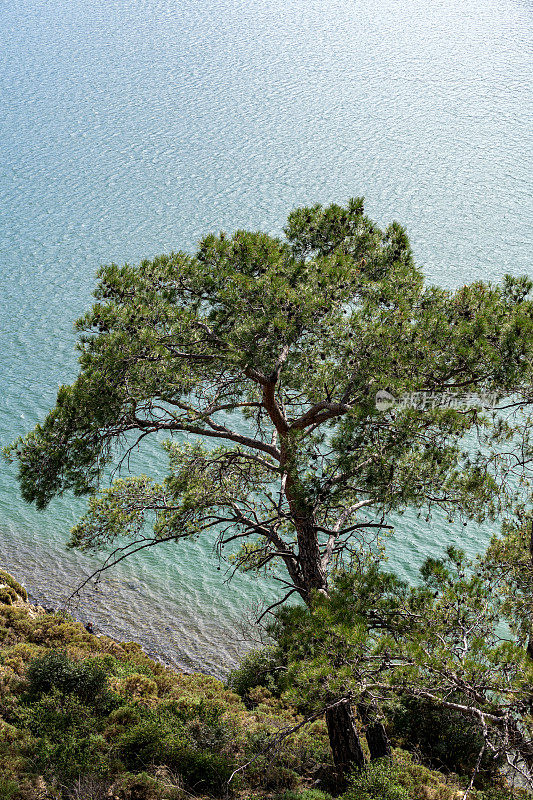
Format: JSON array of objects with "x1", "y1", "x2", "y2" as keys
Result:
[
  {"x1": 0, "y1": 583, "x2": 332, "y2": 799},
  {"x1": 4, "y1": 199, "x2": 533, "y2": 773},
  {"x1": 0, "y1": 571, "x2": 28, "y2": 605},
  {"x1": 483, "y1": 511, "x2": 533, "y2": 655},
  {"x1": 270, "y1": 545, "x2": 533, "y2": 783},
  {"x1": 225, "y1": 537, "x2": 533, "y2": 789},
  {"x1": 0, "y1": 578, "x2": 525, "y2": 799},
  {"x1": 6, "y1": 200, "x2": 533, "y2": 602}
]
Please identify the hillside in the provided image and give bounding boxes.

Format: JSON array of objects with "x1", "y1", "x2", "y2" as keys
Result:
[{"x1": 0, "y1": 570, "x2": 521, "y2": 800}]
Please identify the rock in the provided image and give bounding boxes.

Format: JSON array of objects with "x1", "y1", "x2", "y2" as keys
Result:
[
  {"x1": 0, "y1": 569, "x2": 28, "y2": 606},
  {"x1": 0, "y1": 569, "x2": 45, "y2": 617}
]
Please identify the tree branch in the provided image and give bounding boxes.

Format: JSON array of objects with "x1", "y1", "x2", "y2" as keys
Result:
[
  {"x1": 321, "y1": 500, "x2": 375, "y2": 570},
  {"x1": 290, "y1": 401, "x2": 353, "y2": 431}
]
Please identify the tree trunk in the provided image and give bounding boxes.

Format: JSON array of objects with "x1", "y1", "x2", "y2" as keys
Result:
[
  {"x1": 280, "y1": 451, "x2": 365, "y2": 780},
  {"x1": 326, "y1": 700, "x2": 366, "y2": 781},
  {"x1": 357, "y1": 702, "x2": 391, "y2": 760},
  {"x1": 296, "y1": 516, "x2": 329, "y2": 595}
]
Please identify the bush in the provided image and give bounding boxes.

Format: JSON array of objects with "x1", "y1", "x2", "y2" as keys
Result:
[
  {"x1": 118, "y1": 717, "x2": 183, "y2": 768},
  {"x1": 0, "y1": 571, "x2": 27, "y2": 602},
  {"x1": 13, "y1": 653, "x2": 119, "y2": 785},
  {"x1": 227, "y1": 646, "x2": 285, "y2": 702},
  {"x1": 20, "y1": 690, "x2": 111, "y2": 781},
  {"x1": 390, "y1": 697, "x2": 499, "y2": 777},
  {"x1": 0, "y1": 779, "x2": 20, "y2": 800},
  {"x1": 26, "y1": 650, "x2": 108, "y2": 702},
  {"x1": 117, "y1": 708, "x2": 234, "y2": 794},
  {"x1": 343, "y1": 759, "x2": 410, "y2": 800},
  {"x1": 280, "y1": 791, "x2": 334, "y2": 800},
  {"x1": 0, "y1": 588, "x2": 19, "y2": 606},
  {"x1": 342, "y1": 749, "x2": 485, "y2": 800}
]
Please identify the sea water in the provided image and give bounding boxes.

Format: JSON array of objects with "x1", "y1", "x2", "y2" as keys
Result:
[{"x1": 0, "y1": 0, "x2": 531, "y2": 676}]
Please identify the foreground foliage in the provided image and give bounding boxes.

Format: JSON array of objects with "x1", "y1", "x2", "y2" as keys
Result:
[
  {"x1": 0, "y1": 595, "x2": 331, "y2": 798},
  {"x1": 0, "y1": 584, "x2": 524, "y2": 800},
  {"x1": 230, "y1": 541, "x2": 533, "y2": 792}
]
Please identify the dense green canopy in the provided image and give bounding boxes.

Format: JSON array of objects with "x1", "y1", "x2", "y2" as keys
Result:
[{"x1": 6, "y1": 199, "x2": 533, "y2": 604}]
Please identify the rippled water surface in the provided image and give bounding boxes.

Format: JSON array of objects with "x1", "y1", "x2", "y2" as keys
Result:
[{"x1": 0, "y1": 0, "x2": 531, "y2": 676}]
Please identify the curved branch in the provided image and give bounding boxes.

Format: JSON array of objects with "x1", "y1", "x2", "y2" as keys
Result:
[
  {"x1": 290, "y1": 401, "x2": 352, "y2": 431},
  {"x1": 321, "y1": 499, "x2": 375, "y2": 571}
]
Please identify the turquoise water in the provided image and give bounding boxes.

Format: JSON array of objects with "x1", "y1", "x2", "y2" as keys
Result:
[{"x1": 0, "y1": 0, "x2": 531, "y2": 676}]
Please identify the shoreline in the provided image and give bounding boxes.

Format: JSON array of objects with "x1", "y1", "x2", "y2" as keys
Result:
[
  {"x1": 0, "y1": 545, "x2": 248, "y2": 679},
  {"x1": 25, "y1": 588, "x2": 200, "y2": 677},
  {"x1": 2, "y1": 568, "x2": 529, "y2": 796}
]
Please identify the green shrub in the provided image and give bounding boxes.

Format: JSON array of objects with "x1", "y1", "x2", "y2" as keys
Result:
[
  {"x1": 390, "y1": 697, "x2": 499, "y2": 777},
  {"x1": 280, "y1": 791, "x2": 334, "y2": 800},
  {"x1": 107, "y1": 704, "x2": 143, "y2": 730},
  {"x1": 118, "y1": 717, "x2": 183, "y2": 768},
  {"x1": 19, "y1": 690, "x2": 111, "y2": 781},
  {"x1": 167, "y1": 746, "x2": 234, "y2": 792},
  {"x1": 0, "y1": 588, "x2": 19, "y2": 606},
  {"x1": 343, "y1": 759, "x2": 410, "y2": 800},
  {"x1": 26, "y1": 650, "x2": 108, "y2": 703},
  {"x1": 117, "y1": 709, "x2": 234, "y2": 794},
  {"x1": 0, "y1": 779, "x2": 20, "y2": 800},
  {"x1": 227, "y1": 646, "x2": 285, "y2": 702},
  {"x1": 33, "y1": 730, "x2": 110, "y2": 783},
  {"x1": 0, "y1": 572, "x2": 27, "y2": 602}
]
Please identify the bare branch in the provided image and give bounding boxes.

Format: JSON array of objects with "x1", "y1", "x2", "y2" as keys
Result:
[
  {"x1": 227, "y1": 695, "x2": 353, "y2": 787},
  {"x1": 321, "y1": 500, "x2": 375, "y2": 571},
  {"x1": 129, "y1": 415, "x2": 281, "y2": 461},
  {"x1": 256, "y1": 589, "x2": 299, "y2": 623},
  {"x1": 65, "y1": 533, "x2": 185, "y2": 606}
]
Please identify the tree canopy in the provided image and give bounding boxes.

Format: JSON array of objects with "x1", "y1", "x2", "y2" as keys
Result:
[{"x1": 6, "y1": 198, "x2": 533, "y2": 608}]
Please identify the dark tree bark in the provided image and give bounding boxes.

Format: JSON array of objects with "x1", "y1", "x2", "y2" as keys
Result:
[
  {"x1": 325, "y1": 700, "x2": 366, "y2": 780},
  {"x1": 295, "y1": 516, "x2": 329, "y2": 596},
  {"x1": 365, "y1": 722, "x2": 391, "y2": 760},
  {"x1": 357, "y1": 702, "x2": 391, "y2": 760}
]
